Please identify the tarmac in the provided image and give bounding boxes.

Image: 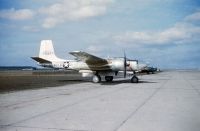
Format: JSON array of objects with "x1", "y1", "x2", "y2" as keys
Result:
[{"x1": 0, "y1": 70, "x2": 200, "y2": 131}]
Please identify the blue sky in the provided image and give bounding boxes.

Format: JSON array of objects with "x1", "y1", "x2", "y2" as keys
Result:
[{"x1": 0, "y1": 0, "x2": 200, "y2": 69}]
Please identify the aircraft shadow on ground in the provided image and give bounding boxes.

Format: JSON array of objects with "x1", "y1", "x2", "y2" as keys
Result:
[
  {"x1": 59, "y1": 79, "x2": 157, "y2": 86},
  {"x1": 58, "y1": 79, "x2": 86, "y2": 83},
  {"x1": 100, "y1": 80, "x2": 157, "y2": 85}
]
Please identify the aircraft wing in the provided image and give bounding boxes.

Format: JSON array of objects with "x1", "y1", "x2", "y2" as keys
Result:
[
  {"x1": 31, "y1": 57, "x2": 51, "y2": 63},
  {"x1": 69, "y1": 51, "x2": 108, "y2": 65}
]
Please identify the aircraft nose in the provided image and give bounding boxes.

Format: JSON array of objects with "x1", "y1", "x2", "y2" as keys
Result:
[{"x1": 138, "y1": 63, "x2": 147, "y2": 70}]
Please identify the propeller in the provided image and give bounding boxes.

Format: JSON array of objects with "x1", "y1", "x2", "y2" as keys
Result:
[{"x1": 124, "y1": 51, "x2": 127, "y2": 78}]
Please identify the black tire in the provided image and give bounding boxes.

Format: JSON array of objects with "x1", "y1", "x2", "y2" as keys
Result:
[
  {"x1": 92, "y1": 75, "x2": 101, "y2": 83},
  {"x1": 131, "y1": 76, "x2": 138, "y2": 83},
  {"x1": 105, "y1": 76, "x2": 113, "y2": 82}
]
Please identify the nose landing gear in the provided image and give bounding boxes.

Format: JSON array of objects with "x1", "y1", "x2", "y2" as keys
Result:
[{"x1": 131, "y1": 75, "x2": 139, "y2": 83}]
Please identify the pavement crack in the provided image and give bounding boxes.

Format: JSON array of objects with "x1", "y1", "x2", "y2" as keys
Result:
[
  {"x1": 3, "y1": 86, "x2": 130, "y2": 127},
  {"x1": 185, "y1": 79, "x2": 200, "y2": 97},
  {"x1": 0, "y1": 86, "x2": 98, "y2": 108},
  {"x1": 1, "y1": 125, "x2": 90, "y2": 131},
  {"x1": 113, "y1": 79, "x2": 169, "y2": 131}
]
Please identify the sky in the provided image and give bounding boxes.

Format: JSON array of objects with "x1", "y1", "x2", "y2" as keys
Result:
[{"x1": 0, "y1": 0, "x2": 200, "y2": 69}]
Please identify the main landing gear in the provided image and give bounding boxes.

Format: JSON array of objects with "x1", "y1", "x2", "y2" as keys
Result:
[
  {"x1": 92, "y1": 74, "x2": 138, "y2": 83},
  {"x1": 92, "y1": 75, "x2": 114, "y2": 83},
  {"x1": 92, "y1": 74, "x2": 101, "y2": 83},
  {"x1": 105, "y1": 76, "x2": 113, "y2": 82}
]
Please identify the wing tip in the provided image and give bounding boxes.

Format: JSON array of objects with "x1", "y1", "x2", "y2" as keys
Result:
[{"x1": 69, "y1": 51, "x2": 81, "y2": 54}]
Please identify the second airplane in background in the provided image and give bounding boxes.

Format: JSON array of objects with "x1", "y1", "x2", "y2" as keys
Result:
[{"x1": 32, "y1": 40, "x2": 147, "y2": 83}]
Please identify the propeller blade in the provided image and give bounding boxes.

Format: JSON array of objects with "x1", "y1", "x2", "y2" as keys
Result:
[{"x1": 124, "y1": 51, "x2": 127, "y2": 78}]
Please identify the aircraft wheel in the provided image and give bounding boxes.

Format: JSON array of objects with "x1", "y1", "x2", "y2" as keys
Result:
[
  {"x1": 105, "y1": 76, "x2": 113, "y2": 82},
  {"x1": 92, "y1": 75, "x2": 101, "y2": 83},
  {"x1": 131, "y1": 76, "x2": 138, "y2": 83}
]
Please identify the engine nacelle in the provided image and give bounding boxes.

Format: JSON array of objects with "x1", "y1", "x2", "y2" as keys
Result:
[
  {"x1": 127, "y1": 60, "x2": 138, "y2": 71},
  {"x1": 110, "y1": 59, "x2": 124, "y2": 71}
]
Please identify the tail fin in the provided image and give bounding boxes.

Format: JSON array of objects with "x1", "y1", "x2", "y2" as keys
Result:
[{"x1": 39, "y1": 40, "x2": 63, "y2": 61}]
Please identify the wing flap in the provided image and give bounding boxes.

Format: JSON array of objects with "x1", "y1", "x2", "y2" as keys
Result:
[{"x1": 69, "y1": 51, "x2": 108, "y2": 65}]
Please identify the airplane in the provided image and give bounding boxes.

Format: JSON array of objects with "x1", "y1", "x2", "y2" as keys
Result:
[
  {"x1": 140, "y1": 66, "x2": 159, "y2": 74},
  {"x1": 31, "y1": 40, "x2": 147, "y2": 83}
]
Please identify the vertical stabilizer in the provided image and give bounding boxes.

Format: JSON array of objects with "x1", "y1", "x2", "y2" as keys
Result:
[{"x1": 39, "y1": 40, "x2": 63, "y2": 61}]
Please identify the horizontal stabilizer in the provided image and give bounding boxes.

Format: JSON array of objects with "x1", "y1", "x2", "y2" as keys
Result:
[{"x1": 31, "y1": 57, "x2": 52, "y2": 63}]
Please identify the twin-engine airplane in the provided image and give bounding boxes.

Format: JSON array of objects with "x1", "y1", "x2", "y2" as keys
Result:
[{"x1": 31, "y1": 40, "x2": 147, "y2": 83}]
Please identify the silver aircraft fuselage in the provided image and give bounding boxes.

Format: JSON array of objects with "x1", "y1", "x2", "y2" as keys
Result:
[{"x1": 64, "y1": 58, "x2": 139, "y2": 71}]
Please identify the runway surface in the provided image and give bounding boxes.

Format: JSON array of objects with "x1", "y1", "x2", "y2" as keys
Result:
[{"x1": 0, "y1": 70, "x2": 200, "y2": 131}]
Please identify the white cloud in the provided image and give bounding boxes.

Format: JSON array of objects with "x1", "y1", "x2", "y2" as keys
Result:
[
  {"x1": 184, "y1": 10, "x2": 200, "y2": 22},
  {"x1": 0, "y1": 0, "x2": 113, "y2": 28},
  {"x1": 114, "y1": 13, "x2": 200, "y2": 46},
  {"x1": 0, "y1": 8, "x2": 35, "y2": 20},
  {"x1": 39, "y1": 0, "x2": 113, "y2": 28}
]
